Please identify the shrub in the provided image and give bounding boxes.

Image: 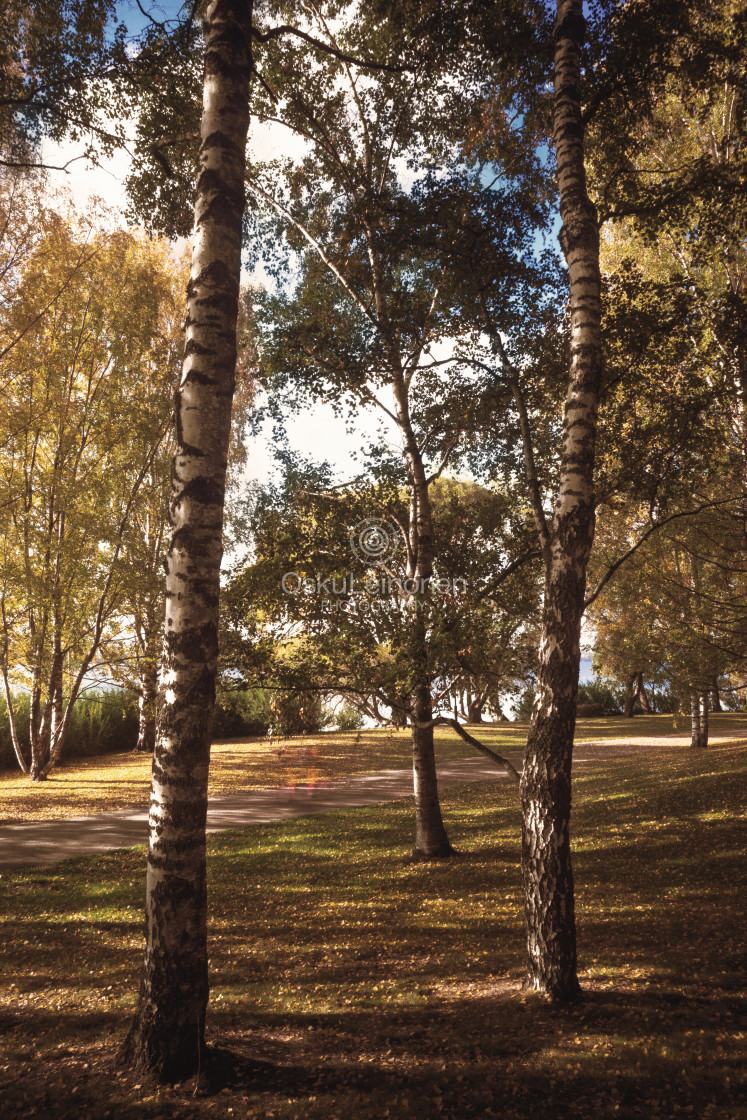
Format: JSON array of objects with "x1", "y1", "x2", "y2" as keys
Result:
[
  {"x1": 64, "y1": 689, "x2": 139, "y2": 757},
  {"x1": 269, "y1": 691, "x2": 332, "y2": 736},
  {"x1": 0, "y1": 688, "x2": 138, "y2": 771},
  {"x1": 212, "y1": 688, "x2": 272, "y2": 739},
  {"x1": 577, "y1": 678, "x2": 625, "y2": 716},
  {"x1": 335, "y1": 703, "x2": 365, "y2": 731}
]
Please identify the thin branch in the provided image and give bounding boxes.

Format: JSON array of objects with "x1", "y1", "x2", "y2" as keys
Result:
[
  {"x1": 378, "y1": 61, "x2": 423, "y2": 193},
  {"x1": 473, "y1": 548, "x2": 541, "y2": 605},
  {"x1": 0, "y1": 154, "x2": 89, "y2": 173},
  {"x1": 403, "y1": 277, "x2": 443, "y2": 380},
  {"x1": 467, "y1": 344, "x2": 550, "y2": 552},
  {"x1": 134, "y1": 0, "x2": 169, "y2": 33},
  {"x1": 425, "y1": 435, "x2": 458, "y2": 485},
  {"x1": 246, "y1": 179, "x2": 380, "y2": 329},
  {"x1": 251, "y1": 24, "x2": 413, "y2": 73},
  {"x1": 148, "y1": 130, "x2": 199, "y2": 177},
  {"x1": 584, "y1": 497, "x2": 740, "y2": 610}
]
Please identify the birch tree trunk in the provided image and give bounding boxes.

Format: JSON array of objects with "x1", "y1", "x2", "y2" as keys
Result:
[
  {"x1": 690, "y1": 690, "x2": 703, "y2": 747},
  {"x1": 136, "y1": 650, "x2": 159, "y2": 754},
  {"x1": 691, "y1": 689, "x2": 709, "y2": 748},
  {"x1": 699, "y1": 692, "x2": 709, "y2": 747},
  {"x1": 120, "y1": 0, "x2": 252, "y2": 1080},
  {"x1": 520, "y1": 0, "x2": 601, "y2": 1002}
]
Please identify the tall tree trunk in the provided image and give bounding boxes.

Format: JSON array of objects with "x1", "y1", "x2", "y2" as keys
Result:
[
  {"x1": 698, "y1": 690, "x2": 709, "y2": 748},
  {"x1": 120, "y1": 0, "x2": 252, "y2": 1081},
  {"x1": 689, "y1": 689, "x2": 708, "y2": 748},
  {"x1": 520, "y1": 0, "x2": 601, "y2": 1002},
  {"x1": 411, "y1": 677, "x2": 453, "y2": 859},
  {"x1": 29, "y1": 671, "x2": 49, "y2": 781},
  {"x1": 392, "y1": 378, "x2": 453, "y2": 858},
  {"x1": 1, "y1": 666, "x2": 29, "y2": 773},
  {"x1": 711, "y1": 675, "x2": 722, "y2": 712},
  {"x1": 136, "y1": 656, "x2": 159, "y2": 753},
  {"x1": 690, "y1": 690, "x2": 699, "y2": 747},
  {"x1": 623, "y1": 673, "x2": 636, "y2": 718},
  {"x1": 635, "y1": 672, "x2": 651, "y2": 713},
  {"x1": 47, "y1": 620, "x2": 64, "y2": 760}
]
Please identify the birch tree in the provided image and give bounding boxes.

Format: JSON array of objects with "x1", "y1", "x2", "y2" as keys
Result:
[
  {"x1": 222, "y1": 468, "x2": 540, "y2": 737},
  {"x1": 499, "y1": 0, "x2": 602, "y2": 1001},
  {"x1": 0, "y1": 214, "x2": 182, "y2": 779},
  {"x1": 241, "y1": 0, "x2": 549, "y2": 855},
  {"x1": 99, "y1": 248, "x2": 190, "y2": 755},
  {"x1": 119, "y1": 0, "x2": 254, "y2": 1079}
]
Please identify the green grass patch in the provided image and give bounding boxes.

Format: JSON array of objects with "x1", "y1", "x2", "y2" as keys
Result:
[
  {"x1": 0, "y1": 741, "x2": 745, "y2": 1118},
  {"x1": 3, "y1": 712, "x2": 745, "y2": 824}
]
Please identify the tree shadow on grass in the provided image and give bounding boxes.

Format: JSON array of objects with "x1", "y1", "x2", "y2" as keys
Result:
[
  {"x1": 200, "y1": 980, "x2": 743, "y2": 1119},
  {"x1": 0, "y1": 972, "x2": 743, "y2": 1119}
]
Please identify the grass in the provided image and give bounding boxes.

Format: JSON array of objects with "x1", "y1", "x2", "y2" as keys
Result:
[
  {"x1": 0, "y1": 737, "x2": 745, "y2": 1118},
  {"x1": 1, "y1": 712, "x2": 746, "y2": 823}
]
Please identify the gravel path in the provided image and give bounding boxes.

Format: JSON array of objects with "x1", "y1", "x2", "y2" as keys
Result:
[{"x1": 1, "y1": 729, "x2": 744, "y2": 872}]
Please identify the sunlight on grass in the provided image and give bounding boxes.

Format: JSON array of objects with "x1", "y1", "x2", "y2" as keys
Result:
[
  {"x1": 2, "y1": 713, "x2": 746, "y2": 824},
  {"x1": 0, "y1": 741, "x2": 744, "y2": 1118}
]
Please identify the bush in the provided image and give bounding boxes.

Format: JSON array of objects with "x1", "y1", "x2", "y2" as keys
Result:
[
  {"x1": 0, "y1": 688, "x2": 139, "y2": 771},
  {"x1": 576, "y1": 702, "x2": 606, "y2": 718},
  {"x1": 335, "y1": 703, "x2": 365, "y2": 731},
  {"x1": 212, "y1": 688, "x2": 272, "y2": 739},
  {"x1": 64, "y1": 689, "x2": 139, "y2": 757},
  {"x1": 577, "y1": 678, "x2": 625, "y2": 716},
  {"x1": 269, "y1": 691, "x2": 331, "y2": 736}
]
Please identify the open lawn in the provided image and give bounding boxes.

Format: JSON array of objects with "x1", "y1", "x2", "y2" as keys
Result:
[
  {"x1": 0, "y1": 736, "x2": 745, "y2": 1118},
  {"x1": 2, "y1": 712, "x2": 746, "y2": 823}
]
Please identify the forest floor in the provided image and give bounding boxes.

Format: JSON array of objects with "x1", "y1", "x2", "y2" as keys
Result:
[
  {"x1": 0, "y1": 726, "x2": 745, "y2": 1119},
  {"x1": 1, "y1": 712, "x2": 746, "y2": 822}
]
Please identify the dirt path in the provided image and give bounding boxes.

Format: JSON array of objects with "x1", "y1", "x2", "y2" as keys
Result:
[
  {"x1": 1, "y1": 730, "x2": 744, "y2": 872},
  {"x1": 574, "y1": 726, "x2": 747, "y2": 759}
]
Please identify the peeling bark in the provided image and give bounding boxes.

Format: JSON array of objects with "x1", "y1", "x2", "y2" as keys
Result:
[
  {"x1": 120, "y1": 0, "x2": 253, "y2": 1081},
  {"x1": 520, "y1": 0, "x2": 601, "y2": 1002}
]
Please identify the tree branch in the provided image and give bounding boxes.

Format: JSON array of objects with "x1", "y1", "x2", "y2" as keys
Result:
[
  {"x1": 251, "y1": 24, "x2": 413, "y2": 73},
  {"x1": 434, "y1": 716, "x2": 521, "y2": 784},
  {"x1": 476, "y1": 297, "x2": 551, "y2": 551},
  {"x1": 245, "y1": 178, "x2": 380, "y2": 329},
  {"x1": 584, "y1": 497, "x2": 740, "y2": 610}
]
